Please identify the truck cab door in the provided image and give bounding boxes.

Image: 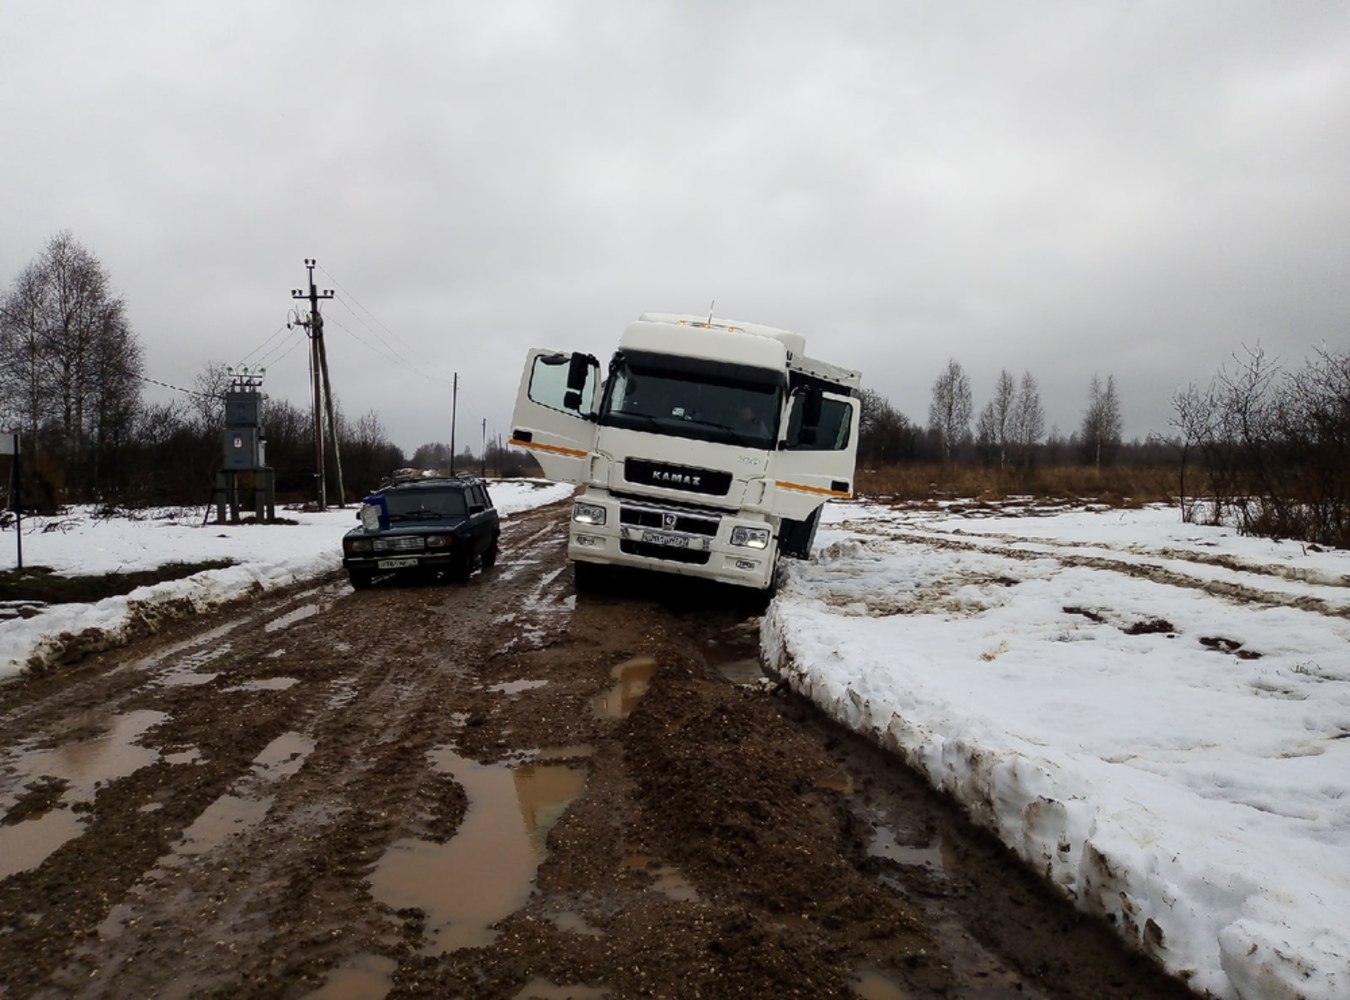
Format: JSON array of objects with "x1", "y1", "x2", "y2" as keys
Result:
[
  {"x1": 770, "y1": 390, "x2": 860, "y2": 521},
  {"x1": 510, "y1": 349, "x2": 600, "y2": 484}
]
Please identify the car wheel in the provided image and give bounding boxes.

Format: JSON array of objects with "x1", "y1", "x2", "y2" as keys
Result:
[
  {"x1": 482, "y1": 535, "x2": 499, "y2": 568},
  {"x1": 348, "y1": 569, "x2": 373, "y2": 591},
  {"x1": 449, "y1": 547, "x2": 473, "y2": 583}
]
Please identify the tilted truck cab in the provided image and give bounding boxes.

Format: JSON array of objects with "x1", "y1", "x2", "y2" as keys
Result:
[{"x1": 510, "y1": 313, "x2": 861, "y2": 592}]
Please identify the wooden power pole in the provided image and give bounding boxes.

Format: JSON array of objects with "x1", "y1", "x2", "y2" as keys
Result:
[{"x1": 291, "y1": 259, "x2": 345, "y2": 509}]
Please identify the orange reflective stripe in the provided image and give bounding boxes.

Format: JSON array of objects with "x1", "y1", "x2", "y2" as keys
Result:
[
  {"x1": 511, "y1": 438, "x2": 588, "y2": 458},
  {"x1": 775, "y1": 480, "x2": 852, "y2": 498}
]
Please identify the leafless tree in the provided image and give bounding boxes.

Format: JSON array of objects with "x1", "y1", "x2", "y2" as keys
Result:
[
  {"x1": 1172, "y1": 344, "x2": 1350, "y2": 546},
  {"x1": 189, "y1": 361, "x2": 231, "y2": 434},
  {"x1": 928, "y1": 359, "x2": 972, "y2": 463},
  {"x1": 339, "y1": 409, "x2": 403, "y2": 497},
  {"x1": 1079, "y1": 374, "x2": 1122, "y2": 468},
  {"x1": 1010, "y1": 371, "x2": 1045, "y2": 471},
  {"x1": 858, "y1": 387, "x2": 916, "y2": 465},
  {"x1": 0, "y1": 231, "x2": 145, "y2": 496},
  {"x1": 976, "y1": 370, "x2": 1016, "y2": 467}
]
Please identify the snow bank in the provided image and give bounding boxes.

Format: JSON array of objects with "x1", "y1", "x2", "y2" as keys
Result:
[{"x1": 763, "y1": 502, "x2": 1350, "y2": 1000}]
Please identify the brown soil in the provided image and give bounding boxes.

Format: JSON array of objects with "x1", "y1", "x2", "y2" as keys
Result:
[{"x1": 0, "y1": 498, "x2": 1198, "y2": 1000}]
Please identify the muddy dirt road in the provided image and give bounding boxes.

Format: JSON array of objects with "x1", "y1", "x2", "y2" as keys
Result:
[{"x1": 0, "y1": 498, "x2": 1198, "y2": 1000}]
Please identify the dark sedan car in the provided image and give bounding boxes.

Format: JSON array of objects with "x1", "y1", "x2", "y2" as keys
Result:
[{"x1": 342, "y1": 475, "x2": 500, "y2": 589}]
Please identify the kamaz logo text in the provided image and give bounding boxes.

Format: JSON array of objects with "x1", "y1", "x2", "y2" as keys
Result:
[{"x1": 652, "y1": 471, "x2": 701, "y2": 486}]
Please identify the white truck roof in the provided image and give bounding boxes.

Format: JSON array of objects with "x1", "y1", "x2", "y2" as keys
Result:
[{"x1": 634, "y1": 312, "x2": 861, "y2": 392}]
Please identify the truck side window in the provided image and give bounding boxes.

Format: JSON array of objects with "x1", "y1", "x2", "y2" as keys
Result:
[
  {"x1": 529, "y1": 354, "x2": 596, "y2": 416},
  {"x1": 786, "y1": 397, "x2": 853, "y2": 451}
]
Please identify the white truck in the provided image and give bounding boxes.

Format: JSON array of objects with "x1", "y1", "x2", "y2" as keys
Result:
[{"x1": 509, "y1": 312, "x2": 861, "y2": 593}]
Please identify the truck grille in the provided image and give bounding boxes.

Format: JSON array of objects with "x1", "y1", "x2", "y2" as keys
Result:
[
  {"x1": 619, "y1": 505, "x2": 720, "y2": 537},
  {"x1": 373, "y1": 536, "x2": 425, "y2": 553}
]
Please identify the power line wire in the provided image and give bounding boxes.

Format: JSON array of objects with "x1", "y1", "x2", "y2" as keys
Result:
[
  {"x1": 235, "y1": 323, "x2": 290, "y2": 366},
  {"x1": 135, "y1": 374, "x2": 220, "y2": 399},
  {"x1": 317, "y1": 263, "x2": 458, "y2": 384},
  {"x1": 324, "y1": 314, "x2": 455, "y2": 386}
]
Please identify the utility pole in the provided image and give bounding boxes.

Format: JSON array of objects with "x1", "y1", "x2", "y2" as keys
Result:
[
  {"x1": 292, "y1": 260, "x2": 334, "y2": 510},
  {"x1": 449, "y1": 372, "x2": 459, "y2": 475},
  {"x1": 481, "y1": 418, "x2": 487, "y2": 478}
]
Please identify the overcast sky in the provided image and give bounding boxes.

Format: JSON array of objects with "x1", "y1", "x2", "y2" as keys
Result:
[{"x1": 2, "y1": 1, "x2": 1347, "y2": 456}]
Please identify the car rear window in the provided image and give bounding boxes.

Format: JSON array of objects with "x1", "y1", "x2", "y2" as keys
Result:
[{"x1": 384, "y1": 490, "x2": 467, "y2": 517}]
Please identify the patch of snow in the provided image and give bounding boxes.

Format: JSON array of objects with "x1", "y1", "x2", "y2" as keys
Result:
[
  {"x1": 765, "y1": 499, "x2": 1350, "y2": 1000},
  {"x1": 0, "y1": 479, "x2": 573, "y2": 680}
]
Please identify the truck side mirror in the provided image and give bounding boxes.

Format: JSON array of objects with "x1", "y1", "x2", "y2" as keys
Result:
[
  {"x1": 567, "y1": 353, "x2": 591, "y2": 392},
  {"x1": 803, "y1": 387, "x2": 823, "y2": 428},
  {"x1": 563, "y1": 390, "x2": 582, "y2": 411}
]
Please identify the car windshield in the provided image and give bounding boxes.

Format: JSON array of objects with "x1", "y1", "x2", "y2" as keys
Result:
[
  {"x1": 598, "y1": 353, "x2": 782, "y2": 449},
  {"x1": 384, "y1": 490, "x2": 467, "y2": 519}
]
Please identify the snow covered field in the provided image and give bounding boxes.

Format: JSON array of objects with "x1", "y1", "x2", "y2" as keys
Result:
[
  {"x1": 0, "y1": 479, "x2": 574, "y2": 681},
  {"x1": 763, "y1": 499, "x2": 1350, "y2": 1000},
  {"x1": 3, "y1": 488, "x2": 1348, "y2": 998}
]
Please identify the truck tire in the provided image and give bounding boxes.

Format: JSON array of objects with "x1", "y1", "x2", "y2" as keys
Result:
[
  {"x1": 348, "y1": 569, "x2": 373, "y2": 591},
  {"x1": 573, "y1": 560, "x2": 604, "y2": 592}
]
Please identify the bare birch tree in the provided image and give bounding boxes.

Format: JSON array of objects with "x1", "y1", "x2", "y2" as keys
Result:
[
  {"x1": 1010, "y1": 371, "x2": 1045, "y2": 470},
  {"x1": 0, "y1": 231, "x2": 144, "y2": 494},
  {"x1": 976, "y1": 369, "x2": 1016, "y2": 467},
  {"x1": 928, "y1": 359, "x2": 972, "y2": 462},
  {"x1": 1079, "y1": 373, "x2": 1122, "y2": 468}
]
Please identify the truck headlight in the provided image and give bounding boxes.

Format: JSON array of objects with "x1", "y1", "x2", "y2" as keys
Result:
[
  {"x1": 730, "y1": 526, "x2": 770, "y2": 549},
  {"x1": 573, "y1": 501, "x2": 607, "y2": 526}
]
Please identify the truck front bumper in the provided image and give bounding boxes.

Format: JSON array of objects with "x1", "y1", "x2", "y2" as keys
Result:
[{"x1": 566, "y1": 497, "x2": 776, "y2": 590}]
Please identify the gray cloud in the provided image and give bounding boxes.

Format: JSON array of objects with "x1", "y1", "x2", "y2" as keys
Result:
[{"x1": 2, "y1": 1, "x2": 1347, "y2": 456}]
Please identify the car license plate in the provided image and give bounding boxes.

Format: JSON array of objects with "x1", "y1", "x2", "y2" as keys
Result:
[
  {"x1": 640, "y1": 531, "x2": 688, "y2": 549},
  {"x1": 377, "y1": 557, "x2": 419, "y2": 569}
]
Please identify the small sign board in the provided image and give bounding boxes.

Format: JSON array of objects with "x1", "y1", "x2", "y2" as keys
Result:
[{"x1": 0, "y1": 431, "x2": 16, "y2": 456}]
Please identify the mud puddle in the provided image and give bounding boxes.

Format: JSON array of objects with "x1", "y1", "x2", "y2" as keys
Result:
[
  {"x1": 0, "y1": 709, "x2": 165, "y2": 879},
  {"x1": 370, "y1": 746, "x2": 587, "y2": 952},
  {"x1": 299, "y1": 952, "x2": 398, "y2": 1000},
  {"x1": 702, "y1": 623, "x2": 765, "y2": 684},
  {"x1": 592, "y1": 656, "x2": 656, "y2": 719}
]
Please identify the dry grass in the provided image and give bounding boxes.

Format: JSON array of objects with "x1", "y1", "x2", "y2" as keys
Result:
[{"x1": 854, "y1": 464, "x2": 1185, "y2": 507}]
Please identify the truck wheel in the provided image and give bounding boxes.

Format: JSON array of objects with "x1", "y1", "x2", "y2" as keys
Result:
[
  {"x1": 482, "y1": 536, "x2": 499, "y2": 568},
  {"x1": 573, "y1": 560, "x2": 604, "y2": 592},
  {"x1": 348, "y1": 569, "x2": 373, "y2": 591}
]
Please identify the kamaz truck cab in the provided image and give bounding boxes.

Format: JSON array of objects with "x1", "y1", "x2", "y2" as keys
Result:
[{"x1": 510, "y1": 313, "x2": 860, "y2": 592}]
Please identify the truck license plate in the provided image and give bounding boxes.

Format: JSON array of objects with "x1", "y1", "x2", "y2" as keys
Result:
[
  {"x1": 640, "y1": 531, "x2": 688, "y2": 549},
  {"x1": 377, "y1": 557, "x2": 419, "y2": 569}
]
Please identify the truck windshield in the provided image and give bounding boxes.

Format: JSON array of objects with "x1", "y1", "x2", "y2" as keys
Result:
[{"x1": 598, "y1": 353, "x2": 783, "y2": 450}]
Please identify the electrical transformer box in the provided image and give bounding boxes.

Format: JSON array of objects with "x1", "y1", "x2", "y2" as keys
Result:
[
  {"x1": 221, "y1": 428, "x2": 264, "y2": 470},
  {"x1": 225, "y1": 391, "x2": 261, "y2": 427}
]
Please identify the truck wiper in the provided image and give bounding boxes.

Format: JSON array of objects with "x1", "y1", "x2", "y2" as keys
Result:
[
  {"x1": 607, "y1": 411, "x2": 663, "y2": 432},
  {"x1": 684, "y1": 418, "x2": 759, "y2": 448}
]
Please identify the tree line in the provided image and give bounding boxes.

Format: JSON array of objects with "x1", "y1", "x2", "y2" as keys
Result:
[
  {"x1": 858, "y1": 357, "x2": 1123, "y2": 473},
  {"x1": 0, "y1": 233, "x2": 531, "y2": 512}
]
